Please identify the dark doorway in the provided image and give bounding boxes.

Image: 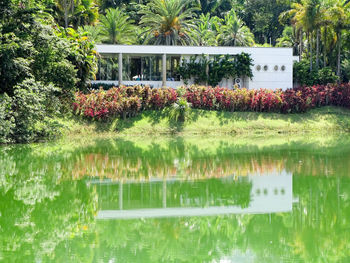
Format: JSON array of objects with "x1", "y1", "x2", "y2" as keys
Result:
[{"x1": 130, "y1": 57, "x2": 141, "y2": 80}]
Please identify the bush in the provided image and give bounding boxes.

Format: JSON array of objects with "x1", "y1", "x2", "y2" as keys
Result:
[
  {"x1": 169, "y1": 97, "x2": 192, "y2": 122},
  {"x1": 294, "y1": 60, "x2": 339, "y2": 86},
  {"x1": 11, "y1": 79, "x2": 62, "y2": 143},
  {"x1": 317, "y1": 67, "x2": 339, "y2": 85}
]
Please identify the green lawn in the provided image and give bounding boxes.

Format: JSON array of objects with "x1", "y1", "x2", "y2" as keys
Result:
[{"x1": 63, "y1": 106, "x2": 350, "y2": 137}]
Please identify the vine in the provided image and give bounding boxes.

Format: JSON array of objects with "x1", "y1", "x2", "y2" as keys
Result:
[{"x1": 178, "y1": 53, "x2": 253, "y2": 87}]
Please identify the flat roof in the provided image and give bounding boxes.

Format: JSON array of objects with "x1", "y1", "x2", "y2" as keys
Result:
[
  {"x1": 97, "y1": 205, "x2": 292, "y2": 219},
  {"x1": 96, "y1": 44, "x2": 292, "y2": 56}
]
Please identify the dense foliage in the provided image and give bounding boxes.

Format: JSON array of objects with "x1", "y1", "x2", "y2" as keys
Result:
[
  {"x1": 73, "y1": 83, "x2": 350, "y2": 120},
  {"x1": 0, "y1": 1, "x2": 97, "y2": 143},
  {"x1": 178, "y1": 53, "x2": 253, "y2": 86},
  {"x1": 294, "y1": 60, "x2": 339, "y2": 86},
  {"x1": 50, "y1": 0, "x2": 350, "y2": 82}
]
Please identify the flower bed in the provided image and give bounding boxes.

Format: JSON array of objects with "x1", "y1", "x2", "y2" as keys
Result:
[{"x1": 73, "y1": 84, "x2": 350, "y2": 120}]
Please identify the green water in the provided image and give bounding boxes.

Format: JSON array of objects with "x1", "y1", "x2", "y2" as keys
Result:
[{"x1": 1, "y1": 136, "x2": 350, "y2": 262}]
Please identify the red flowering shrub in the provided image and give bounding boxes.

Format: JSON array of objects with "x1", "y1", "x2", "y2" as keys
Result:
[
  {"x1": 150, "y1": 88, "x2": 177, "y2": 109},
  {"x1": 185, "y1": 86, "x2": 282, "y2": 112},
  {"x1": 73, "y1": 83, "x2": 350, "y2": 120}
]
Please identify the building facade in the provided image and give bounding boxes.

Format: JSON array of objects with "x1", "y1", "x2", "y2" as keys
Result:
[{"x1": 93, "y1": 45, "x2": 293, "y2": 90}]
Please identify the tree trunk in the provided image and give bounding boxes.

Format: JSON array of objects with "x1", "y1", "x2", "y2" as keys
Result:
[
  {"x1": 316, "y1": 28, "x2": 320, "y2": 70},
  {"x1": 337, "y1": 31, "x2": 341, "y2": 78},
  {"x1": 64, "y1": 0, "x2": 68, "y2": 28},
  {"x1": 299, "y1": 30, "x2": 303, "y2": 61},
  {"x1": 308, "y1": 32, "x2": 313, "y2": 71},
  {"x1": 323, "y1": 26, "x2": 327, "y2": 67},
  {"x1": 71, "y1": 0, "x2": 75, "y2": 27}
]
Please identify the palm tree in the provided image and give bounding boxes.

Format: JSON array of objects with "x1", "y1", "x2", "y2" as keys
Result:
[
  {"x1": 329, "y1": 0, "x2": 350, "y2": 77},
  {"x1": 196, "y1": 13, "x2": 220, "y2": 46},
  {"x1": 317, "y1": 0, "x2": 333, "y2": 67},
  {"x1": 310, "y1": 0, "x2": 326, "y2": 70},
  {"x1": 139, "y1": 0, "x2": 198, "y2": 45},
  {"x1": 283, "y1": 0, "x2": 322, "y2": 71},
  {"x1": 99, "y1": 8, "x2": 136, "y2": 44},
  {"x1": 279, "y1": 6, "x2": 304, "y2": 60},
  {"x1": 217, "y1": 10, "x2": 255, "y2": 47},
  {"x1": 276, "y1": 26, "x2": 299, "y2": 55}
]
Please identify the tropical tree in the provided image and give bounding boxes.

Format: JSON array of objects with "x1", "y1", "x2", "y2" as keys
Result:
[
  {"x1": 55, "y1": 0, "x2": 98, "y2": 28},
  {"x1": 79, "y1": 25, "x2": 101, "y2": 43},
  {"x1": 283, "y1": 0, "x2": 322, "y2": 71},
  {"x1": 276, "y1": 26, "x2": 299, "y2": 55},
  {"x1": 139, "y1": 0, "x2": 198, "y2": 45},
  {"x1": 217, "y1": 10, "x2": 255, "y2": 47},
  {"x1": 196, "y1": 13, "x2": 220, "y2": 46},
  {"x1": 329, "y1": 0, "x2": 350, "y2": 77},
  {"x1": 317, "y1": 0, "x2": 333, "y2": 67},
  {"x1": 55, "y1": 0, "x2": 75, "y2": 28},
  {"x1": 99, "y1": 8, "x2": 136, "y2": 44},
  {"x1": 71, "y1": 0, "x2": 99, "y2": 28}
]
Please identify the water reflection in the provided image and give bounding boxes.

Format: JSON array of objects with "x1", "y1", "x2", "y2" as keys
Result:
[
  {"x1": 94, "y1": 172, "x2": 292, "y2": 219},
  {"x1": 1, "y1": 136, "x2": 350, "y2": 262}
]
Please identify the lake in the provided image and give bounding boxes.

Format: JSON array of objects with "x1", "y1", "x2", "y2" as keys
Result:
[{"x1": 1, "y1": 135, "x2": 350, "y2": 262}]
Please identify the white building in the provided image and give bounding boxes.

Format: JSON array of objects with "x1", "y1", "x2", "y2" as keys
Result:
[{"x1": 93, "y1": 45, "x2": 293, "y2": 91}]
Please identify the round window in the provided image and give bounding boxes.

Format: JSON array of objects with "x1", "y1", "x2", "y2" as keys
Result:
[
  {"x1": 281, "y1": 65, "x2": 286, "y2": 71},
  {"x1": 263, "y1": 65, "x2": 268, "y2": 71},
  {"x1": 256, "y1": 65, "x2": 261, "y2": 71},
  {"x1": 274, "y1": 65, "x2": 278, "y2": 71}
]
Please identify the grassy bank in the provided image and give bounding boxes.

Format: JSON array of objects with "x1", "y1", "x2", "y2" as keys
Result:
[{"x1": 61, "y1": 106, "x2": 350, "y2": 137}]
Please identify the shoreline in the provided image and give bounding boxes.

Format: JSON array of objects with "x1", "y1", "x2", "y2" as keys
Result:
[{"x1": 63, "y1": 106, "x2": 350, "y2": 137}]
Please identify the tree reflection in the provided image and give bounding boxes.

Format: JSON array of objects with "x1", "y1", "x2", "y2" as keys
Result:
[
  {"x1": 0, "y1": 147, "x2": 98, "y2": 262},
  {"x1": 1, "y1": 136, "x2": 350, "y2": 262}
]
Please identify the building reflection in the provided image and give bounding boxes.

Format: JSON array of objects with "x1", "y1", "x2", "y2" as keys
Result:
[{"x1": 91, "y1": 171, "x2": 293, "y2": 220}]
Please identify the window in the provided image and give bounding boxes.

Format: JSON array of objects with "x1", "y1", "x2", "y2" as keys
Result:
[
  {"x1": 166, "y1": 56, "x2": 181, "y2": 81},
  {"x1": 96, "y1": 57, "x2": 118, "y2": 81}
]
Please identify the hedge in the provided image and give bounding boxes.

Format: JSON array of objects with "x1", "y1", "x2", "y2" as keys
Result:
[{"x1": 73, "y1": 84, "x2": 350, "y2": 120}]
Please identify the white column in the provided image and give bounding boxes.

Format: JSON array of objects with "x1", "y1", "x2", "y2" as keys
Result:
[
  {"x1": 118, "y1": 53, "x2": 123, "y2": 86},
  {"x1": 162, "y1": 53, "x2": 166, "y2": 87},
  {"x1": 162, "y1": 179, "x2": 167, "y2": 208},
  {"x1": 119, "y1": 181, "x2": 123, "y2": 210},
  {"x1": 206, "y1": 54, "x2": 209, "y2": 86}
]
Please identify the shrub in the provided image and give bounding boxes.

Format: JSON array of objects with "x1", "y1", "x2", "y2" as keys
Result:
[
  {"x1": 73, "y1": 83, "x2": 350, "y2": 120},
  {"x1": 294, "y1": 60, "x2": 339, "y2": 86},
  {"x1": 317, "y1": 67, "x2": 339, "y2": 85},
  {"x1": 169, "y1": 97, "x2": 192, "y2": 122},
  {"x1": 11, "y1": 79, "x2": 62, "y2": 143}
]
